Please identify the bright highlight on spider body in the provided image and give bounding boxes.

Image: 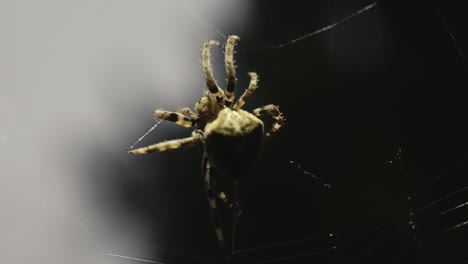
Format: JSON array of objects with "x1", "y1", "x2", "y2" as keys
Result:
[{"x1": 128, "y1": 35, "x2": 285, "y2": 258}]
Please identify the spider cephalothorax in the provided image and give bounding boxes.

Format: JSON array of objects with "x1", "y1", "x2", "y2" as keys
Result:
[{"x1": 129, "y1": 35, "x2": 284, "y2": 258}]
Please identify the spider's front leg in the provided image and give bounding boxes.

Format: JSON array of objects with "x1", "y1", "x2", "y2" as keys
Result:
[
  {"x1": 177, "y1": 107, "x2": 198, "y2": 118},
  {"x1": 202, "y1": 40, "x2": 224, "y2": 104},
  {"x1": 128, "y1": 130, "x2": 203, "y2": 154},
  {"x1": 253, "y1": 104, "x2": 285, "y2": 137},
  {"x1": 154, "y1": 109, "x2": 198, "y2": 128},
  {"x1": 224, "y1": 35, "x2": 240, "y2": 107}
]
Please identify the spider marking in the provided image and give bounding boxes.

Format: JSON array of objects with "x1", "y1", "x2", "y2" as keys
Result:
[{"x1": 129, "y1": 35, "x2": 285, "y2": 259}]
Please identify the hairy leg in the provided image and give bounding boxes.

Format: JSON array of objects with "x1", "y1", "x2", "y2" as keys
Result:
[
  {"x1": 202, "y1": 154, "x2": 227, "y2": 261},
  {"x1": 155, "y1": 109, "x2": 197, "y2": 128},
  {"x1": 177, "y1": 107, "x2": 198, "y2": 118},
  {"x1": 224, "y1": 35, "x2": 240, "y2": 107},
  {"x1": 202, "y1": 40, "x2": 224, "y2": 104},
  {"x1": 252, "y1": 104, "x2": 285, "y2": 137},
  {"x1": 233, "y1": 72, "x2": 258, "y2": 110},
  {"x1": 128, "y1": 130, "x2": 203, "y2": 154}
]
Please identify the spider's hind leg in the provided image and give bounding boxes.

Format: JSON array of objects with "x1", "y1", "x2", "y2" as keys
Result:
[
  {"x1": 202, "y1": 154, "x2": 229, "y2": 261},
  {"x1": 217, "y1": 191, "x2": 239, "y2": 209}
]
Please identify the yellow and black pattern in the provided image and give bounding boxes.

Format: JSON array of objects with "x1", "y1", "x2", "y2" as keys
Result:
[
  {"x1": 224, "y1": 35, "x2": 240, "y2": 107},
  {"x1": 233, "y1": 72, "x2": 258, "y2": 110},
  {"x1": 202, "y1": 40, "x2": 224, "y2": 104},
  {"x1": 154, "y1": 109, "x2": 197, "y2": 128},
  {"x1": 252, "y1": 104, "x2": 285, "y2": 137},
  {"x1": 129, "y1": 130, "x2": 203, "y2": 154},
  {"x1": 218, "y1": 192, "x2": 235, "y2": 209},
  {"x1": 202, "y1": 155, "x2": 225, "y2": 257},
  {"x1": 177, "y1": 107, "x2": 198, "y2": 118},
  {"x1": 129, "y1": 36, "x2": 286, "y2": 261}
]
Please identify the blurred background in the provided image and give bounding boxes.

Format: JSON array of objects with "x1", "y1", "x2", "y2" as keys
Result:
[{"x1": 1, "y1": 0, "x2": 467, "y2": 263}]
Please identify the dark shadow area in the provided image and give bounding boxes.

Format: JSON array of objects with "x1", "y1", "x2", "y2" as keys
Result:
[{"x1": 85, "y1": 1, "x2": 468, "y2": 263}]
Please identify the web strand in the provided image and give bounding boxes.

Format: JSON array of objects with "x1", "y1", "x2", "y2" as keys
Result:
[
  {"x1": 128, "y1": 119, "x2": 163, "y2": 151},
  {"x1": 285, "y1": 158, "x2": 331, "y2": 189},
  {"x1": 131, "y1": 240, "x2": 219, "y2": 264},
  {"x1": 435, "y1": 8, "x2": 466, "y2": 62},
  {"x1": 267, "y1": 0, "x2": 382, "y2": 49},
  {"x1": 230, "y1": 166, "x2": 466, "y2": 263},
  {"x1": 116, "y1": 1, "x2": 466, "y2": 263},
  {"x1": 106, "y1": 253, "x2": 167, "y2": 264}
]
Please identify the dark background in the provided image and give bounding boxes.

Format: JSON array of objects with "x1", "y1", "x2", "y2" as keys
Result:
[{"x1": 91, "y1": 1, "x2": 468, "y2": 263}]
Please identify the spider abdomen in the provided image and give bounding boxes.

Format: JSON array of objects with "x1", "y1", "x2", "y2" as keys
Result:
[
  {"x1": 204, "y1": 108, "x2": 265, "y2": 179},
  {"x1": 129, "y1": 36, "x2": 284, "y2": 260}
]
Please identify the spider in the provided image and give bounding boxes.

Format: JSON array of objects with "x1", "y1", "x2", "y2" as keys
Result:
[{"x1": 128, "y1": 35, "x2": 285, "y2": 260}]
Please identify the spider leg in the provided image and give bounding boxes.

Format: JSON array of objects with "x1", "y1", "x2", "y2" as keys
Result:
[
  {"x1": 154, "y1": 109, "x2": 197, "y2": 128},
  {"x1": 202, "y1": 154, "x2": 227, "y2": 260},
  {"x1": 252, "y1": 104, "x2": 285, "y2": 137},
  {"x1": 202, "y1": 40, "x2": 224, "y2": 104},
  {"x1": 177, "y1": 107, "x2": 198, "y2": 118},
  {"x1": 224, "y1": 35, "x2": 240, "y2": 107},
  {"x1": 217, "y1": 191, "x2": 237, "y2": 209},
  {"x1": 128, "y1": 130, "x2": 203, "y2": 154},
  {"x1": 233, "y1": 72, "x2": 258, "y2": 110}
]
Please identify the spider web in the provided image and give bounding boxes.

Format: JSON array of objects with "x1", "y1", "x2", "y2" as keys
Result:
[
  {"x1": 1, "y1": 0, "x2": 465, "y2": 263},
  {"x1": 99, "y1": 1, "x2": 468, "y2": 263}
]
